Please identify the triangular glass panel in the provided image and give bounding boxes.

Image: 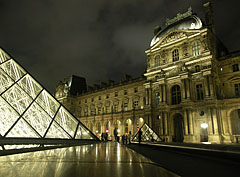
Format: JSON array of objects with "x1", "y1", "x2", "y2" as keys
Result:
[
  {"x1": 22, "y1": 102, "x2": 52, "y2": 137},
  {"x1": 0, "y1": 47, "x2": 98, "y2": 149},
  {"x1": 54, "y1": 107, "x2": 78, "y2": 137},
  {"x1": 6, "y1": 118, "x2": 40, "y2": 138},
  {"x1": 132, "y1": 122, "x2": 162, "y2": 142},
  {"x1": 45, "y1": 121, "x2": 71, "y2": 139},
  {"x1": 36, "y1": 90, "x2": 60, "y2": 118},
  {"x1": 0, "y1": 96, "x2": 20, "y2": 136},
  {"x1": 75, "y1": 126, "x2": 93, "y2": 139},
  {"x1": 2, "y1": 83, "x2": 33, "y2": 114},
  {"x1": 0, "y1": 68, "x2": 14, "y2": 94},
  {"x1": 0, "y1": 59, "x2": 26, "y2": 82},
  {"x1": 0, "y1": 48, "x2": 10, "y2": 64}
]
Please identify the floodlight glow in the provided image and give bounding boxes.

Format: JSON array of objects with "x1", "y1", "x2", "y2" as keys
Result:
[{"x1": 200, "y1": 123, "x2": 208, "y2": 129}]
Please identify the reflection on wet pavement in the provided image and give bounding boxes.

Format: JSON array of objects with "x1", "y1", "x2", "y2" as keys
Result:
[{"x1": 0, "y1": 142, "x2": 179, "y2": 177}]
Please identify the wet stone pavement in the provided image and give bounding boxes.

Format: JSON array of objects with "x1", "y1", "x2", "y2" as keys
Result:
[{"x1": 0, "y1": 142, "x2": 179, "y2": 177}]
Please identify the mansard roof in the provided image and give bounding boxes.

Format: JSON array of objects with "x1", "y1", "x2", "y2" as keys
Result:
[{"x1": 150, "y1": 15, "x2": 203, "y2": 47}]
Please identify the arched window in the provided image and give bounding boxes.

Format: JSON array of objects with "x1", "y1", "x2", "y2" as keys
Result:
[
  {"x1": 172, "y1": 49, "x2": 179, "y2": 62},
  {"x1": 192, "y1": 41, "x2": 201, "y2": 56},
  {"x1": 172, "y1": 85, "x2": 181, "y2": 105},
  {"x1": 155, "y1": 55, "x2": 160, "y2": 67}
]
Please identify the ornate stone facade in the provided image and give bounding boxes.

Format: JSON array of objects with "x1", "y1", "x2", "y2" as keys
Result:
[{"x1": 55, "y1": 3, "x2": 240, "y2": 144}]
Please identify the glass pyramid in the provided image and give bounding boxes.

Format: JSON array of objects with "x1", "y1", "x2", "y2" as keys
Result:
[
  {"x1": 0, "y1": 48, "x2": 98, "y2": 146},
  {"x1": 132, "y1": 122, "x2": 162, "y2": 142}
]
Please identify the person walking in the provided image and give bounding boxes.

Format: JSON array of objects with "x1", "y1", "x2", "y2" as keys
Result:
[
  {"x1": 138, "y1": 129, "x2": 142, "y2": 144},
  {"x1": 128, "y1": 131, "x2": 132, "y2": 144},
  {"x1": 114, "y1": 128, "x2": 117, "y2": 141}
]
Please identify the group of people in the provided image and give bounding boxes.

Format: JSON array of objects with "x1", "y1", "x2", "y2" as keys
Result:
[{"x1": 113, "y1": 127, "x2": 132, "y2": 144}]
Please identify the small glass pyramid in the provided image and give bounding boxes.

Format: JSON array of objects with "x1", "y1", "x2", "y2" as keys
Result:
[
  {"x1": 0, "y1": 48, "x2": 98, "y2": 148},
  {"x1": 132, "y1": 122, "x2": 162, "y2": 142}
]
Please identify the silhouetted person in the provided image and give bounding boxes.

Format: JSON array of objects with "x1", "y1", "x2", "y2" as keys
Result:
[
  {"x1": 128, "y1": 131, "x2": 132, "y2": 144},
  {"x1": 114, "y1": 128, "x2": 117, "y2": 141},
  {"x1": 138, "y1": 129, "x2": 142, "y2": 144},
  {"x1": 122, "y1": 134, "x2": 125, "y2": 144}
]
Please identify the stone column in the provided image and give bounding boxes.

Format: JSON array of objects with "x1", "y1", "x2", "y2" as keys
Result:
[
  {"x1": 160, "y1": 113, "x2": 164, "y2": 135},
  {"x1": 204, "y1": 76, "x2": 210, "y2": 97},
  {"x1": 184, "y1": 110, "x2": 189, "y2": 135},
  {"x1": 207, "y1": 108, "x2": 214, "y2": 135},
  {"x1": 164, "y1": 112, "x2": 168, "y2": 135},
  {"x1": 212, "y1": 108, "x2": 219, "y2": 134},
  {"x1": 186, "y1": 79, "x2": 190, "y2": 99},
  {"x1": 189, "y1": 111, "x2": 194, "y2": 134},
  {"x1": 160, "y1": 85, "x2": 163, "y2": 102},
  {"x1": 209, "y1": 76, "x2": 214, "y2": 97},
  {"x1": 149, "y1": 88, "x2": 152, "y2": 105},
  {"x1": 163, "y1": 85, "x2": 166, "y2": 103},
  {"x1": 182, "y1": 79, "x2": 186, "y2": 99}
]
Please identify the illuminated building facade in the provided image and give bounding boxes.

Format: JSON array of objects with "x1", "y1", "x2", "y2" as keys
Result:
[{"x1": 56, "y1": 3, "x2": 240, "y2": 144}]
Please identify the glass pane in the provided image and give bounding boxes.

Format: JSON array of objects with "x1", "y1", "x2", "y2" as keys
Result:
[
  {"x1": 75, "y1": 125, "x2": 93, "y2": 139},
  {"x1": 23, "y1": 102, "x2": 52, "y2": 137},
  {"x1": 4, "y1": 144, "x2": 39, "y2": 150},
  {"x1": 0, "y1": 59, "x2": 26, "y2": 81},
  {"x1": 36, "y1": 90, "x2": 60, "y2": 118},
  {"x1": 2, "y1": 84, "x2": 33, "y2": 114},
  {"x1": 45, "y1": 121, "x2": 70, "y2": 139},
  {"x1": 0, "y1": 68, "x2": 14, "y2": 94},
  {"x1": 0, "y1": 48, "x2": 10, "y2": 64},
  {"x1": 54, "y1": 107, "x2": 78, "y2": 137},
  {"x1": 0, "y1": 96, "x2": 20, "y2": 136},
  {"x1": 17, "y1": 74, "x2": 43, "y2": 99},
  {"x1": 6, "y1": 118, "x2": 40, "y2": 138}
]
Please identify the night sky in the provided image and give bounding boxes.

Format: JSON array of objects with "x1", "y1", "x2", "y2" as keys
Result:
[{"x1": 0, "y1": 0, "x2": 239, "y2": 93}]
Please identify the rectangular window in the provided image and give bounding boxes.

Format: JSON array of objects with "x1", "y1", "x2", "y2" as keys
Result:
[
  {"x1": 84, "y1": 108, "x2": 88, "y2": 116},
  {"x1": 233, "y1": 64, "x2": 239, "y2": 72},
  {"x1": 235, "y1": 83, "x2": 240, "y2": 96},
  {"x1": 115, "y1": 91, "x2": 118, "y2": 97},
  {"x1": 106, "y1": 106, "x2": 110, "y2": 113},
  {"x1": 91, "y1": 98, "x2": 94, "y2": 102},
  {"x1": 106, "y1": 94, "x2": 109, "y2": 99},
  {"x1": 113, "y1": 105, "x2": 118, "y2": 112},
  {"x1": 124, "y1": 90, "x2": 128, "y2": 95},
  {"x1": 134, "y1": 87, "x2": 138, "y2": 93},
  {"x1": 98, "y1": 96, "x2": 101, "y2": 100},
  {"x1": 133, "y1": 100, "x2": 139, "y2": 108},
  {"x1": 196, "y1": 84, "x2": 204, "y2": 100},
  {"x1": 85, "y1": 99, "x2": 87, "y2": 103},
  {"x1": 91, "y1": 108, "x2": 95, "y2": 116},
  {"x1": 124, "y1": 103, "x2": 128, "y2": 111}
]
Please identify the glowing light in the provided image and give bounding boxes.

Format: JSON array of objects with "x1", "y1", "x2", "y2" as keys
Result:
[
  {"x1": 200, "y1": 123, "x2": 208, "y2": 129},
  {"x1": 140, "y1": 118, "x2": 143, "y2": 123},
  {"x1": 117, "y1": 129, "x2": 120, "y2": 133}
]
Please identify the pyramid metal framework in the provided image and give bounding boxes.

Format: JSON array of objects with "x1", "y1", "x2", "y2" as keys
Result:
[
  {"x1": 0, "y1": 48, "x2": 98, "y2": 146},
  {"x1": 132, "y1": 122, "x2": 162, "y2": 142}
]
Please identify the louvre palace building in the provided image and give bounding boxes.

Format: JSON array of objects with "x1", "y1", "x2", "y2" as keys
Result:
[{"x1": 55, "y1": 2, "x2": 240, "y2": 144}]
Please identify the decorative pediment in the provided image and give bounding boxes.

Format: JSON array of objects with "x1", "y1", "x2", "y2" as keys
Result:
[{"x1": 161, "y1": 31, "x2": 187, "y2": 45}]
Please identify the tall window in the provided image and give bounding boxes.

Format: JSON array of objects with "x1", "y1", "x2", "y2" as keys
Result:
[
  {"x1": 124, "y1": 90, "x2": 128, "y2": 95},
  {"x1": 195, "y1": 65, "x2": 200, "y2": 72},
  {"x1": 172, "y1": 49, "x2": 179, "y2": 62},
  {"x1": 113, "y1": 104, "x2": 118, "y2": 112},
  {"x1": 235, "y1": 83, "x2": 240, "y2": 96},
  {"x1": 233, "y1": 64, "x2": 239, "y2": 72},
  {"x1": 156, "y1": 92, "x2": 160, "y2": 105},
  {"x1": 172, "y1": 85, "x2": 181, "y2": 105},
  {"x1": 196, "y1": 84, "x2": 204, "y2": 100},
  {"x1": 134, "y1": 87, "x2": 138, "y2": 93},
  {"x1": 115, "y1": 91, "x2": 118, "y2": 97},
  {"x1": 124, "y1": 103, "x2": 128, "y2": 111},
  {"x1": 192, "y1": 41, "x2": 201, "y2": 56},
  {"x1": 155, "y1": 55, "x2": 160, "y2": 67}
]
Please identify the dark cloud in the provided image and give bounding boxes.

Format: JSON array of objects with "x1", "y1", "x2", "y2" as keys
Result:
[{"x1": 0, "y1": 0, "x2": 239, "y2": 93}]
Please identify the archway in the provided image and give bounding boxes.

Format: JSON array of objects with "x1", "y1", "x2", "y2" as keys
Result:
[
  {"x1": 137, "y1": 117, "x2": 144, "y2": 131},
  {"x1": 125, "y1": 119, "x2": 132, "y2": 134},
  {"x1": 96, "y1": 122, "x2": 101, "y2": 138},
  {"x1": 114, "y1": 120, "x2": 121, "y2": 135},
  {"x1": 173, "y1": 113, "x2": 184, "y2": 142},
  {"x1": 230, "y1": 109, "x2": 240, "y2": 135}
]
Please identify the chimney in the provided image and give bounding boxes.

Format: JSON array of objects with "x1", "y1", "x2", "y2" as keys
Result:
[{"x1": 203, "y1": 2, "x2": 216, "y2": 34}]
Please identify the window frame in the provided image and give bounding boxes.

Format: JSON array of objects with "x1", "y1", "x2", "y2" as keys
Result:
[{"x1": 172, "y1": 49, "x2": 179, "y2": 62}]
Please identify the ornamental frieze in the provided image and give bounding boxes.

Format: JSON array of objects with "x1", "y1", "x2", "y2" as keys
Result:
[{"x1": 161, "y1": 32, "x2": 187, "y2": 45}]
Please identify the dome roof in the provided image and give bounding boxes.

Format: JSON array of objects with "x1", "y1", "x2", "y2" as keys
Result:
[{"x1": 150, "y1": 15, "x2": 203, "y2": 47}]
